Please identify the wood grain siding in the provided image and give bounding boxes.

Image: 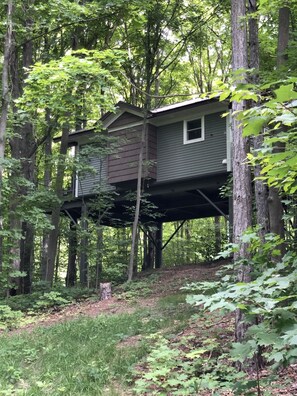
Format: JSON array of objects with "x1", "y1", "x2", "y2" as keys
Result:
[
  {"x1": 109, "y1": 112, "x2": 143, "y2": 129},
  {"x1": 77, "y1": 155, "x2": 110, "y2": 197},
  {"x1": 157, "y1": 112, "x2": 226, "y2": 182},
  {"x1": 108, "y1": 123, "x2": 157, "y2": 184}
]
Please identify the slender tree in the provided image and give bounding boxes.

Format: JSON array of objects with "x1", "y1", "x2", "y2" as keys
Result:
[
  {"x1": 0, "y1": 0, "x2": 13, "y2": 271},
  {"x1": 267, "y1": 6, "x2": 290, "y2": 253},
  {"x1": 248, "y1": 0, "x2": 270, "y2": 241},
  {"x1": 231, "y1": 0, "x2": 253, "y2": 345}
]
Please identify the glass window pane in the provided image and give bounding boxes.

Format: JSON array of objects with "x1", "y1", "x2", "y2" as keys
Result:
[
  {"x1": 188, "y1": 119, "x2": 201, "y2": 131},
  {"x1": 188, "y1": 129, "x2": 201, "y2": 140}
]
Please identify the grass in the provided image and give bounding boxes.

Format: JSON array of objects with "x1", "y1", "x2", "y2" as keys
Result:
[{"x1": 0, "y1": 292, "x2": 196, "y2": 395}]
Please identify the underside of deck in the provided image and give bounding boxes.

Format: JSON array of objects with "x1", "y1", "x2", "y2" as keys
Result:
[{"x1": 62, "y1": 171, "x2": 230, "y2": 226}]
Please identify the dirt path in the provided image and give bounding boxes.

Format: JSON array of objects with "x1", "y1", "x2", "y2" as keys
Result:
[{"x1": 11, "y1": 262, "x2": 222, "y2": 334}]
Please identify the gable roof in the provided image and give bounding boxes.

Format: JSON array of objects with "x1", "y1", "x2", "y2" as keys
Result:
[{"x1": 55, "y1": 96, "x2": 224, "y2": 142}]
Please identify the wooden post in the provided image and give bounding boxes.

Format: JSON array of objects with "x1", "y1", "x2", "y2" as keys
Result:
[{"x1": 155, "y1": 222, "x2": 162, "y2": 268}]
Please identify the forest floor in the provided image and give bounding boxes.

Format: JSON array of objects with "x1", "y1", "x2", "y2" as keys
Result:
[
  {"x1": 13, "y1": 262, "x2": 222, "y2": 334},
  {"x1": 2, "y1": 261, "x2": 297, "y2": 395}
]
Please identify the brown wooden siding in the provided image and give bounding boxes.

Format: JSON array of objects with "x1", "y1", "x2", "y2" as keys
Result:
[
  {"x1": 108, "y1": 123, "x2": 157, "y2": 184},
  {"x1": 109, "y1": 112, "x2": 143, "y2": 129}
]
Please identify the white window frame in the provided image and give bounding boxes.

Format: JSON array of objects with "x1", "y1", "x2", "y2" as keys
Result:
[{"x1": 183, "y1": 116, "x2": 205, "y2": 144}]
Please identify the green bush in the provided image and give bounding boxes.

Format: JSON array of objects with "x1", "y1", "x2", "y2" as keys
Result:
[
  {"x1": 0, "y1": 305, "x2": 23, "y2": 330},
  {"x1": 101, "y1": 262, "x2": 127, "y2": 284},
  {"x1": 1, "y1": 287, "x2": 97, "y2": 314},
  {"x1": 183, "y1": 231, "x2": 297, "y2": 392},
  {"x1": 33, "y1": 292, "x2": 70, "y2": 310}
]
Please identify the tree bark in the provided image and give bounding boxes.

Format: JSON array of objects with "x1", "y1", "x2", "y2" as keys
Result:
[
  {"x1": 9, "y1": 6, "x2": 36, "y2": 293},
  {"x1": 277, "y1": 7, "x2": 290, "y2": 67},
  {"x1": 267, "y1": 7, "x2": 290, "y2": 255},
  {"x1": 231, "y1": 0, "x2": 253, "y2": 346},
  {"x1": 79, "y1": 203, "x2": 89, "y2": 287},
  {"x1": 128, "y1": 108, "x2": 149, "y2": 281},
  {"x1": 155, "y1": 222, "x2": 162, "y2": 268},
  {"x1": 41, "y1": 110, "x2": 53, "y2": 280},
  {"x1": 20, "y1": 222, "x2": 34, "y2": 294},
  {"x1": 0, "y1": 0, "x2": 13, "y2": 270},
  {"x1": 214, "y1": 216, "x2": 221, "y2": 254},
  {"x1": 248, "y1": 0, "x2": 270, "y2": 241},
  {"x1": 66, "y1": 221, "x2": 77, "y2": 287},
  {"x1": 43, "y1": 121, "x2": 69, "y2": 285},
  {"x1": 95, "y1": 225, "x2": 103, "y2": 289}
]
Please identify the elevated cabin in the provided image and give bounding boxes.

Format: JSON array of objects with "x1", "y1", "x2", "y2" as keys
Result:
[{"x1": 63, "y1": 97, "x2": 231, "y2": 226}]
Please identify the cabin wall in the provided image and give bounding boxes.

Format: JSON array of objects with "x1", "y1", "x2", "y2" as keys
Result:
[
  {"x1": 76, "y1": 155, "x2": 110, "y2": 197},
  {"x1": 108, "y1": 123, "x2": 157, "y2": 184},
  {"x1": 108, "y1": 111, "x2": 143, "y2": 128},
  {"x1": 156, "y1": 112, "x2": 227, "y2": 182}
]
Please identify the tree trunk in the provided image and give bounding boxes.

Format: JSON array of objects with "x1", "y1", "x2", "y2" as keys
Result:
[
  {"x1": 214, "y1": 217, "x2": 221, "y2": 254},
  {"x1": 128, "y1": 108, "x2": 149, "y2": 281},
  {"x1": 231, "y1": 0, "x2": 253, "y2": 346},
  {"x1": 55, "y1": 234, "x2": 61, "y2": 283},
  {"x1": 277, "y1": 7, "x2": 290, "y2": 67},
  {"x1": 9, "y1": 7, "x2": 36, "y2": 293},
  {"x1": 248, "y1": 0, "x2": 270, "y2": 241},
  {"x1": 43, "y1": 121, "x2": 69, "y2": 285},
  {"x1": 20, "y1": 222, "x2": 34, "y2": 294},
  {"x1": 66, "y1": 221, "x2": 77, "y2": 287},
  {"x1": 41, "y1": 110, "x2": 53, "y2": 280},
  {"x1": 0, "y1": 0, "x2": 13, "y2": 270},
  {"x1": 79, "y1": 203, "x2": 89, "y2": 287},
  {"x1": 155, "y1": 222, "x2": 162, "y2": 268},
  {"x1": 267, "y1": 7, "x2": 290, "y2": 255},
  {"x1": 95, "y1": 225, "x2": 103, "y2": 289}
]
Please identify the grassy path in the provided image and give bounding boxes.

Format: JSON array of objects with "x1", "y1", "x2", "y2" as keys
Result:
[
  {"x1": 1, "y1": 263, "x2": 296, "y2": 395},
  {"x1": 0, "y1": 264, "x2": 217, "y2": 395}
]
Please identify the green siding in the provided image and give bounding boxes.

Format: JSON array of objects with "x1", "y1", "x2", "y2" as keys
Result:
[
  {"x1": 77, "y1": 155, "x2": 110, "y2": 197},
  {"x1": 157, "y1": 112, "x2": 227, "y2": 182}
]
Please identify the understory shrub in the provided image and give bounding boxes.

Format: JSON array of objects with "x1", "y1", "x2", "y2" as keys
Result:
[
  {"x1": 2, "y1": 287, "x2": 97, "y2": 313},
  {"x1": 183, "y1": 232, "x2": 297, "y2": 390},
  {"x1": 0, "y1": 305, "x2": 23, "y2": 330}
]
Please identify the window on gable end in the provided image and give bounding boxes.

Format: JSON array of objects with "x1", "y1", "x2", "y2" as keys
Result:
[{"x1": 183, "y1": 116, "x2": 205, "y2": 144}]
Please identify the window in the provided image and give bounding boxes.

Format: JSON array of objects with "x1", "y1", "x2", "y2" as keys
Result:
[{"x1": 183, "y1": 116, "x2": 205, "y2": 144}]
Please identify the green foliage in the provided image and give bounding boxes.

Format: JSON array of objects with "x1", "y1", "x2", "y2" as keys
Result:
[
  {"x1": 117, "y1": 276, "x2": 158, "y2": 300},
  {"x1": 33, "y1": 291, "x2": 70, "y2": 310},
  {"x1": 133, "y1": 327, "x2": 244, "y2": 395},
  {"x1": 163, "y1": 218, "x2": 228, "y2": 266},
  {"x1": 185, "y1": 231, "x2": 297, "y2": 389},
  {"x1": 2, "y1": 287, "x2": 96, "y2": 313},
  {"x1": 223, "y1": 77, "x2": 297, "y2": 194},
  {"x1": 0, "y1": 313, "x2": 148, "y2": 395},
  {"x1": 0, "y1": 281, "x2": 200, "y2": 394},
  {"x1": 18, "y1": 49, "x2": 124, "y2": 127},
  {"x1": 100, "y1": 263, "x2": 128, "y2": 284},
  {"x1": 0, "y1": 262, "x2": 26, "y2": 296},
  {"x1": 0, "y1": 305, "x2": 23, "y2": 331}
]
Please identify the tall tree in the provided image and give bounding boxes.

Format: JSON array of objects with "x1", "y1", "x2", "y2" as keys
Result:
[
  {"x1": 18, "y1": 49, "x2": 123, "y2": 285},
  {"x1": 248, "y1": 0, "x2": 270, "y2": 241},
  {"x1": 0, "y1": 0, "x2": 13, "y2": 270},
  {"x1": 231, "y1": 0, "x2": 253, "y2": 345},
  {"x1": 267, "y1": 6, "x2": 290, "y2": 252}
]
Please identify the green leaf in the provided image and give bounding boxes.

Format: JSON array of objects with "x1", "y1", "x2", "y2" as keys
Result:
[
  {"x1": 274, "y1": 84, "x2": 297, "y2": 102},
  {"x1": 220, "y1": 90, "x2": 231, "y2": 101},
  {"x1": 243, "y1": 116, "x2": 267, "y2": 136}
]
